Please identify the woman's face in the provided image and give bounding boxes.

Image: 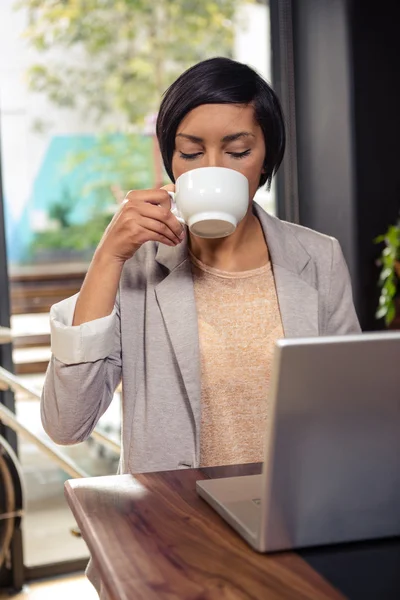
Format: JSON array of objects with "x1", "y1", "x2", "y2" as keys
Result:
[{"x1": 171, "y1": 104, "x2": 266, "y2": 202}]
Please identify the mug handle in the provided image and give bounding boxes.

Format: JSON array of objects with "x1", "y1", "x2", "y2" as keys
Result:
[{"x1": 167, "y1": 191, "x2": 185, "y2": 225}]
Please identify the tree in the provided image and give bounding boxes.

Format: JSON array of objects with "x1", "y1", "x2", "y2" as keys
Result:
[
  {"x1": 17, "y1": 0, "x2": 250, "y2": 260},
  {"x1": 29, "y1": 134, "x2": 155, "y2": 258},
  {"x1": 17, "y1": 0, "x2": 242, "y2": 127}
]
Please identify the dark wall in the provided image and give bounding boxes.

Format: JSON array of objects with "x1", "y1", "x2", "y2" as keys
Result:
[
  {"x1": 292, "y1": 0, "x2": 358, "y2": 286},
  {"x1": 290, "y1": 0, "x2": 400, "y2": 330},
  {"x1": 350, "y1": 0, "x2": 400, "y2": 328}
]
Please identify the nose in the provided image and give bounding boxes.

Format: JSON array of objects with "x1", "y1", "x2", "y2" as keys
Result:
[{"x1": 203, "y1": 149, "x2": 223, "y2": 168}]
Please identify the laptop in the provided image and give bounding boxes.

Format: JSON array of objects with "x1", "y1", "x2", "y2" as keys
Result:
[{"x1": 196, "y1": 331, "x2": 400, "y2": 552}]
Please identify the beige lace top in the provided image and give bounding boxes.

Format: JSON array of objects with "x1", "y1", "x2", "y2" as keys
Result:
[{"x1": 190, "y1": 251, "x2": 284, "y2": 467}]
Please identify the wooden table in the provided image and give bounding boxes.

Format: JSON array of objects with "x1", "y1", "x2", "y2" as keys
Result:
[{"x1": 65, "y1": 464, "x2": 400, "y2": 600}]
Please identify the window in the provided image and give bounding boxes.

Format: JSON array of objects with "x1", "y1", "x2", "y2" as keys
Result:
[{"x1": 0, "y1": 0, "x2": 273, "y2": 579}]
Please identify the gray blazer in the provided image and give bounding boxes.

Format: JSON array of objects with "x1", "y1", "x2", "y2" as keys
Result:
[{"x1": 41, "y1": 204, "x2": 360, "y2": 474}]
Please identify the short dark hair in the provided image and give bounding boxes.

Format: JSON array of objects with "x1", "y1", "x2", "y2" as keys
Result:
[{"x1": 156, "y1": 57, "x2": 286, "y2": 190}]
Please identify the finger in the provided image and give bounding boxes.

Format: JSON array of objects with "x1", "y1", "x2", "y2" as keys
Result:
[
  {"x1": 161, "y1": 183, "x2": 175, "y2": 193},
  {"x1": 125, "y1": 188, "x2": 172, "y2": 209},
  {"x1": 133, "y1": 226, "x2": 178, "y2": 248},
  {"x1": 138, "y1": 215, "x2": 183, "y2": 245},
  {"x1": 146, "y1": 232, "x2": 177, "y2": 247},
  {"x1": 139, "y1": 203, "x2": 185, "y2": 239}
]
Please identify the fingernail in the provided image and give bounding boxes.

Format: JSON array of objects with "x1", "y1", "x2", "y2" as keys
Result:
[{"x1": 179, "y1": 230, "x2": 185, "y2": 240}]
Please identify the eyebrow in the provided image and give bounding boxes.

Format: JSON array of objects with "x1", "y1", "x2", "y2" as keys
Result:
[{"x1": 176, "y1": 132, "x2": 255, "y2": 143}]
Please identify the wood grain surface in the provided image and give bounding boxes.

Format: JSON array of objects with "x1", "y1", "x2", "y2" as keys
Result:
[{"x1": 65, "y1": 465, "x2": 345, "y2": 600}]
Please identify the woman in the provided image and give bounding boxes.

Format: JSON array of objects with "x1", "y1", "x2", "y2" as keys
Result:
[
  {"x1": 42, "y1": 56, "x2": 360, "y2": 598},
  {"x1": 42, "y1": 56, "x2": 360, "y2": 472}
]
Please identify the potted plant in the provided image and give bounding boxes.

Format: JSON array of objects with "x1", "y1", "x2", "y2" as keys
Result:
[{"x1": 375, "y1": 218, "x2": 400, "y2": 326}]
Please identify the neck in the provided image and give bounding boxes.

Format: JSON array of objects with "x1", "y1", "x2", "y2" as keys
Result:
[{"x1": 188, "y1": 205, "x2": 269, "y2": 272}]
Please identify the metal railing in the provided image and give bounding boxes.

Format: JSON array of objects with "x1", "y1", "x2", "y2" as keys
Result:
[{"x1": 0, "y1": 365, "x2": 121, "y2": 479}]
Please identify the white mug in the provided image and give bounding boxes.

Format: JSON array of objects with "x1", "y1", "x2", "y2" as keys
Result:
[{"x1": 168, "y1": 167, "x2": 249, "y2": 239}]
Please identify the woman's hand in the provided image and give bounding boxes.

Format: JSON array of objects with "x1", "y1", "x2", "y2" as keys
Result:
[
  {"x1": 96, "y1": 185, "x2": 184, "y2": 265},
  {"x1": 72, "y1": 185, "x2": 184, "y2": 326}
]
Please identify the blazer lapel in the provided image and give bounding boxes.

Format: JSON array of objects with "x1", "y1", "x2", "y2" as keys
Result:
[
  {"x1": 254, "y1": 204, "x2": 319, "y2": 337},
  {"x1": 273, "y1": 264, "x2": 319, "y2": 337},
  {"x1": 154, "y1": 241, "x2": 202, "y2": 447}
]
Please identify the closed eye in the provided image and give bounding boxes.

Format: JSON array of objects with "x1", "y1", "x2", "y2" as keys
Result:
[
  {"x1": 179, "y1": 149, "x2": 251, "y2": 160},
  {"x1": 228, "y1": 149, "x2": 251, "y2": 159},
  {"x1": 179, "y1": 151, "x2": 202, "y2": 160}
]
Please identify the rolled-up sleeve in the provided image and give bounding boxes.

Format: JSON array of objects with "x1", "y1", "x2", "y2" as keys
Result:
[
  {"x1": 50, "y1": 294, "x2": 117, "y2": 364},
  {"x1": 41, "y1": 294, "x2": 122, "y2": 445}
]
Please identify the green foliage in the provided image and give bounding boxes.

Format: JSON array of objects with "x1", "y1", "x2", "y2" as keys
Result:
[
  {"x1": 375, "y1": 220, "x2": 400, "y2": 326},
  {"x1": 47, "y1": 186, "x2": 79, "y2": 228},
  {"x1": 31, "y1": 211, "x2": 112, "y2": 253},
  {"x1": 30, "y1": 188, "x2": 114, "y2": 254},
  {"x1": 17, "y1": 0, "x2": 248, "y2": 260},
  {"x1": 16, "y1": 0, "x2": 241, "y2": 126},
  {"x1": 30, "y1": 134, "x2": 154, "y2": 255},
  {"x1": 62, "y1": 133, "x2": 156, "y2": 198}
]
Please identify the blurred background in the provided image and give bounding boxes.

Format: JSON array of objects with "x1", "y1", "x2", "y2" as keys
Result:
[
  {"x1": 0, "y1": 0, "x2": 274, "y2": 596},
  {"x1": 0, "y1": 0, "x2": 399, "y2": 597}
]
